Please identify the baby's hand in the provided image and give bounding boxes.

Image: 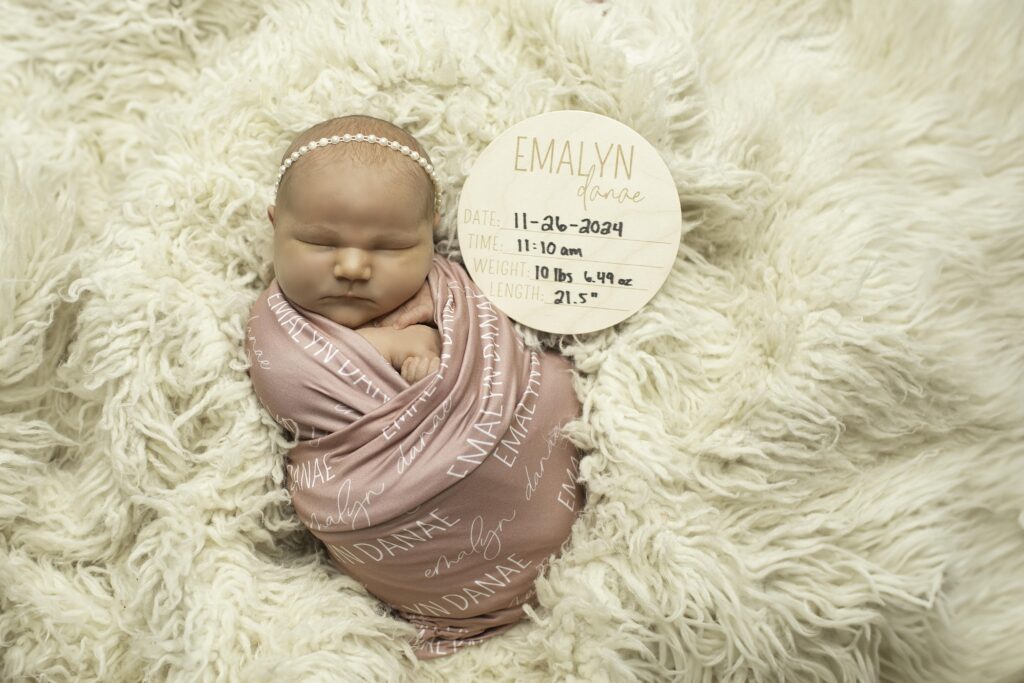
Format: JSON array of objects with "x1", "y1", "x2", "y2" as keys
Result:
[
  {"x1": 394, "y1": 324, "x2": 442, "y2": 383},
  {"x1": 369, "y1": 280, "x2": 434, "y2": 330},
  {"x1": 401, "y1": 356, "x2": 441, "y2": 384}
]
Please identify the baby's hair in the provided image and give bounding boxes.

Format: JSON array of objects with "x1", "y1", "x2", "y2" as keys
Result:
[{"x1": 275, "y1": 114, "x2": 438, "y2": 220}]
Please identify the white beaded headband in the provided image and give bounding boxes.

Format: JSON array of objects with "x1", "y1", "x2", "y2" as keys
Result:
[{"x1": 274, "y1": 133, "x2": 442, "y2": 213}]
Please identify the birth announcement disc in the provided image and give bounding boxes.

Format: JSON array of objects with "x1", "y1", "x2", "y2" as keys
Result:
[{"x1": 456, "y1": 109, "x2": 682, "y2": 335}]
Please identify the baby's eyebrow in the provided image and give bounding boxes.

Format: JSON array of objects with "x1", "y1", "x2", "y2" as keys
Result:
[
  {"x1": 295, "y1": 223, "x2": 417, "y2": 243},
  {"x1": 298, "y1": 222, "x2": 409, "y2": 234},
  {"x1": 297, "y1": 223, "x2": 340, "y2": 235},
  {"x1": 296, "y1": 224, "x2": 399, "y2": 237}
]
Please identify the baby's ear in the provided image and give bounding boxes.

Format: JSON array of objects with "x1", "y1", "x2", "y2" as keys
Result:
[{"x1": 267, "y1": 204, "x2": 276, "y2": 227}]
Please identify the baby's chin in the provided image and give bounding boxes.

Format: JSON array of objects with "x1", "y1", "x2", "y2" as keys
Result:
[{"x1": 317, "y1": 298, "x2": 385, "y2": 329}]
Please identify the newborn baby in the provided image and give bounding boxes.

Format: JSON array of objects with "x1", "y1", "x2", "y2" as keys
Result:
[
  {"x1": 245, "y1": 114, "x2": 586, "y2": 660},
  {"x1": 268, "y1": 118, "x2": 445, "y2": 383}
]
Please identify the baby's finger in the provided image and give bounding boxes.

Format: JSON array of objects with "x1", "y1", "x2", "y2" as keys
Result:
[
  {"x1": 429, "y1": 357, "x2": 440, "y2": 374},
  {"x1": 417, "y1": 357, "x2": 430, "y2": 380}
]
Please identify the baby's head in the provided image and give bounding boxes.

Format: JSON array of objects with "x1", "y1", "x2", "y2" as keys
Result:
[{"x1": 268, "y1": 114, "x2": 441, "y2": 329}]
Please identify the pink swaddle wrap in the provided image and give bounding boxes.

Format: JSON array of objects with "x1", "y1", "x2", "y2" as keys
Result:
[{"x1": 244, "y1": 253, "x2": 586, "y2": 659}]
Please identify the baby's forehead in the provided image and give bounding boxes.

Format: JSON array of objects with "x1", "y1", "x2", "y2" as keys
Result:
[
  {"x1": 291, "y1": 158, "x2": 422, "y2": 198},
  {"x1": 283, "y1": 168, "x2": 425, "y2": 221}
]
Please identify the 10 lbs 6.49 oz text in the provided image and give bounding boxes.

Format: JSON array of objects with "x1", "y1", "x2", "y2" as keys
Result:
[{"x1": 535, "y1": 266, "x2": 634, "y2": 287}]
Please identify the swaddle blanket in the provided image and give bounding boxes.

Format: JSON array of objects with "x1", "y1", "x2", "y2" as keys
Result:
[{"x1": 245, "y1": 253, "x2": 586, "y2": 659}]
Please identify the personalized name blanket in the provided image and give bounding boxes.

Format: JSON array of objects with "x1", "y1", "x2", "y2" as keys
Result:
[{"x1": 244, "y1": 253, "x2": 586, "y2": 659}]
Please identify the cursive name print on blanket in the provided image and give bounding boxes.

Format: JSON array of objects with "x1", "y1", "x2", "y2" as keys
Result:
[{"x1": 245, "y1": 253, "x2": 587, "y2": 660}]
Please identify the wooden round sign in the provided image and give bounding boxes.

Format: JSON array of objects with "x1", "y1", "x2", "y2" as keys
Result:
[{"x1": 456, "y1": 110, "x2": 682, "y2": 335}]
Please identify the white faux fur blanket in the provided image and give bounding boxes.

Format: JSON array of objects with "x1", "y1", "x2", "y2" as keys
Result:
[{"x1": 1, "y1": 1, "x2": 1022, "y2": 681}]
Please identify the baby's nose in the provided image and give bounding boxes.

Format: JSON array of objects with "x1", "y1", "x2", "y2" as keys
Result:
[{"x1": 333, "y1": 249, "x2": 371, "y2": 280}]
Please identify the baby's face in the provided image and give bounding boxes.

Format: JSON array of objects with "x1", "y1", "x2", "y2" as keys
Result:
[{"x1": 270, "y1": 157, "x2": 438, "y2": 329}]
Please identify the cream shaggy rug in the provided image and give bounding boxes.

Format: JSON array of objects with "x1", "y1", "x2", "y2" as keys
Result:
[{"x1": 2, "y1": 0, "x2": 1023, "y2": 681}]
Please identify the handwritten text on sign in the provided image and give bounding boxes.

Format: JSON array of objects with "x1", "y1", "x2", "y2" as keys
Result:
[{"x1": 458, "y1": 111, "x2": 682, "y2": 335}]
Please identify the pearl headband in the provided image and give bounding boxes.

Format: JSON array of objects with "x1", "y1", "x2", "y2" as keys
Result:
[{"x1": 274, "y1": 133, "x2": 443, "y2": 213}]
